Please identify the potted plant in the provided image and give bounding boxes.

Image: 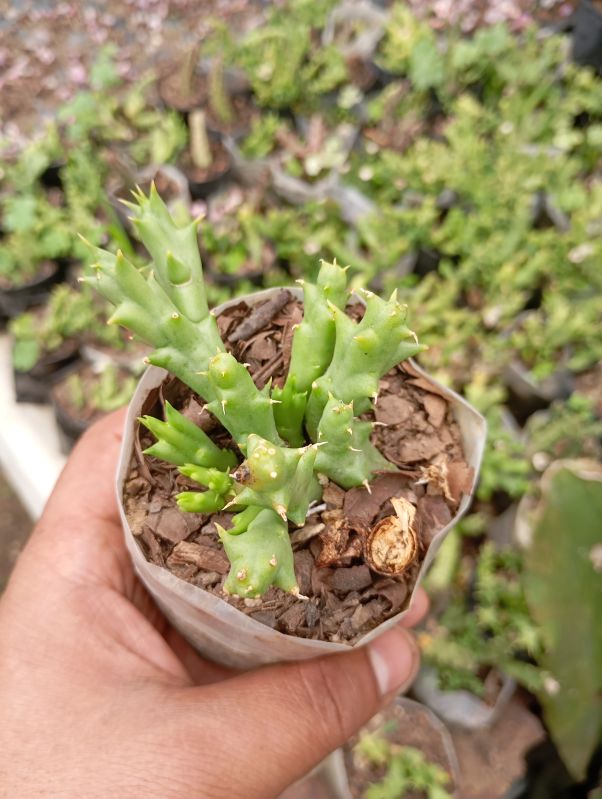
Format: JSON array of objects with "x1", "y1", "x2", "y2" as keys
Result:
[
  {"x1": 8, "y1": 284, "x2": 96, "y2": 403},
  {"x1": 328, "y1": 697, "x2": 459, "y2": 798},
  {"x1": 413, "y1": 541, "x2": 546, "y2": 729},
  {"x1": 178, "y1": 108, "x2": 233, "y2": 200},
  {"x1": 157, "y1": 44, "x2": 206, "y2": 115},
  {"x1": 51, "y1": 361, "x2": 138, "y2": 452},
  {"x1": 198, "y1": 187, "x2": 291, "y2": 293},
  {"x1": 83, "y1": 186, "x2": 485, "y2": 668},
  {"x1": 269, "y1": 114, "x2": 360, "y2": 206},
  {"x1": 0, "y1": 190, "x2": 70, "y2": 318}
]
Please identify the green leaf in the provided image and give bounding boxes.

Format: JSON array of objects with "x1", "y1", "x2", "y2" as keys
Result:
[
  {"x1": 523, "y1": 463, "x2": 602, "y2": 780},
  {"x1": 409, "y1": 37, "x2": 445, "y2": 92},
  {"x1": 12, "y1": 339, "x2": 40, "y2": 373}
]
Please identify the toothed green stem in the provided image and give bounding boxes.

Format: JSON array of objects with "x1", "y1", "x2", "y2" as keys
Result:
[
  {"x1": 129, "y1": 183, "x2": 214, "y2": 324},
  {"x1": 232, "y1": 434, "x2": 321, "y2": 526},
  {"x1": 189, "y1": 109, "x2": 213, "y2": 172},
  {"x1": 179, "y1": 464, "x2": 233, "y2": 495},
  {"x1": 305, "y1": 289, "x2": 426, "y2": 439},
  {"x1": 227, "y1": 505, "x2": 263, "y2": 536},
  {"x1": 177, "y1": 490, "x2": 227, "y2": 513},
  {"x1": 208, "y1": 55, "x2": 234, "y2": 125},
  {"x1": 140, "y1": 401, "x2": 237, "y2": 471},
  {"x1": 219, "y1": 508, "x2": 298, "y2": 598},
  {"x1": 272, "y1": 260, "x2": 348, "y2": 444},
  {"x1": 205, "y1": 352, "x2": 282, "y2": 446},
  {"x1": 271, "y1": 376, "x2": 307, "y2": 447},
  {"x1": 83, "y1": 188, "x2": 281, "y2": 447},
  {"x1": 316, "y1": 395, "x2": 396, "y2": 489}
]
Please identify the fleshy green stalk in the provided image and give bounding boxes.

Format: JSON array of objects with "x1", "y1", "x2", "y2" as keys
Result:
[
  {"x1": 272, "y1": 260, "x2": 348, "y2": 444},
  {"x1": 219, "y1": 509, "x2": 298, "y2": 597},
  {"x1": 82, "y1": 187, "x2": 281, "y2": 447},
  {"x1": 305, "y1": 288, "x2": 426, "y2": 439},
  {"x1": 316, "y1": 395, "x2": 396, "y2": 489},
  {"x1": 140, "y1": 401, "x2": 237, "y2": 471},
  {"x1": 232, "y1": 434, "x2": 321, "y2": 525}
]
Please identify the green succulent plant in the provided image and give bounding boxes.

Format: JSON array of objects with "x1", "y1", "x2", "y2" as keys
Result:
[
  {"x1": 353, "y1": 724, "x2": 452, "y2": 799},
  {"x1": 9, "y1": 283, "x2": 123, "y2": 373},
  {"x1": 84, "y1": 186, "x2": 423, "y2": 598},
  {"x1": 420, "y1": 541, "x2": 546, "y2": 697},
  {"x1": 65, "y1": 363, "x2": 137, "y2": 414}
]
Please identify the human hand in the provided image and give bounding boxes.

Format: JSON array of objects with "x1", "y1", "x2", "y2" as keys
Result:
[{"x1": 0, "y1": 411, "x2": 426, "y2": 799}]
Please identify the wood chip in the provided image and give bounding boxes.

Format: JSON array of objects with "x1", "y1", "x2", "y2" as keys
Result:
[
  {"x1": 293, "y1": 549, "x2": 315, "y2": 596},
  {"x1": 374, "y1": 394, "x2": 414, "y2": 426},
  {"x1": 398, "y1": 434, "x2": 443, "y2": 463},
  {"x1": 328, "y1": 565, "x2": 373, "y2": 593},
  {"x1": 323, "y1": 481, "x2": 345, "y2": 509},
  {"x1": 152, "y1": 506, "x2": 192, "y2": 544},
  {"x1": 228, "y1": 289, "x2": 291, "y2": 343},
  {"x1": 416, "y1": 495, "x2": 453, "y2": 543},
  {"x1": 167, "y1": 541, "x2": 229, "y2": 574},
  {"x1": 140, "y1": 526, "x2": 164, "y2": 566},
  {"x1": 290, "y1": 523, "x2": 325, "y2": 547},
  {"x1": 423, "y1": 393, "x2": 448, "y2": 427},
  {"x1": 447, "y1": 461, "x2": 475, "y2": 504},
  {"x1": 343, "y1": 473, "x2": 410, "y2": 527}
]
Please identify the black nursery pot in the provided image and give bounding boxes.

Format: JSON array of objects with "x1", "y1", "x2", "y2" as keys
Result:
[
  {"x1": 0, "y1": 260, "x2": 67, "y2": 320},
  {"x1": 182, "y1": 136, "x2": 233, "y2": 200},
  {"x1": 39, "y1": 161, "x2": 66, "y2": 190},
  {"x1": 13, "y1": 342, "x2": 80, "y2": 404},
  {"x1": 51, "y1": 391, "x2": 91, "y2": 454},
  {"x1": 571, "y1": 0, "x2": 602, "y2": 70}
]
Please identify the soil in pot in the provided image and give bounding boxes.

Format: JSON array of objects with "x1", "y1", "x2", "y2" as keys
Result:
[
  {"x1": 157, "y1": 54, "x2": 205, "y2": 114},
  {"x1": 13, "y1": 339, "x2": 80, "y2": 404},
  {"x1": 0, "y1": 260, "x2": 66, "y2": 318},
  {"x1": 51, "y1": 363, "x2": 137, "y2": 451},
  {"x1": 179, "y1": 136, "x2": 232, "y2": 200},
  {"x1": 343, "y1": 699, "x2": 458, "y2": 798},
  {"x1": 123, "y1": 291, "x2": 473, "y2": 644}
]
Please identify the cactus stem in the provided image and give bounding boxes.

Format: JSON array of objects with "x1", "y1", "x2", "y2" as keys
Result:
[{"x1": 363, "y1": 480, "x2": 372, "y2": 494}]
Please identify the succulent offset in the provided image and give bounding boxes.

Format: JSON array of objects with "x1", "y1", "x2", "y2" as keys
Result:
[{"x1": 84, "y1": 186, "x2": 424, "y2": 598}]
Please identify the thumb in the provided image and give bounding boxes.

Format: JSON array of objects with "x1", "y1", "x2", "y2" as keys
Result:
[{"x1": 172, "y1": 623, "x2": 420, "y2": 798}]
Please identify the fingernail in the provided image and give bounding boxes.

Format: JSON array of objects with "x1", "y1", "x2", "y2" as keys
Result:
[{"x1": 367, "y1": 625, "x2": 420, "y2": 697}]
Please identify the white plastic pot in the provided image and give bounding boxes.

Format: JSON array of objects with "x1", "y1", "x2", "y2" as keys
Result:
[
  {"x1": 412, "y1": 665, "x2": 517, "y2": 731},
  {"x1": 325, "y1": 697, "x2": 461, "y2": 799},
  {"x1": 116, "y1": 288, "x2": 487, "y2": 669}
]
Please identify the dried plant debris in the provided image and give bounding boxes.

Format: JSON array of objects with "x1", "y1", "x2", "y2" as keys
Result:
[{"x1": 124, "y1": 297, "x2": 470, "y2": 643}]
